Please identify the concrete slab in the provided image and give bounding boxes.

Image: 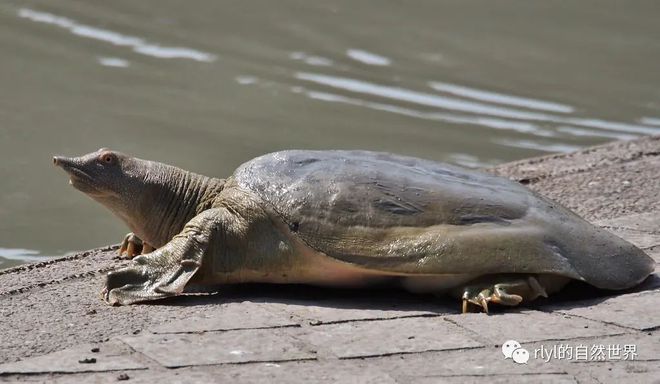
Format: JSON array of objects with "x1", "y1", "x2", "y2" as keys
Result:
[
  {"x1": 555, "y1": 291, "x2": 660, "y2": 331},
  {"x1": 302, "y1": 316, "x2": 481, "y2": 358},
  {"x1": 22, "y1": 360, "x2": 399, "y2": 384},
  {"x1": 646, "y1": 246, "x2": 660, "y2": 263},
  {"x1": 1, "y1": 369, "x2": 221, "y2": 384},
  {"x1": 605, "y1": 228, "x2": 660, "y2": 249},
  {"x1": 120, "y1": 327, "x2": 315, "y2": 367},
  {"x1": 520, "y1": 332, "x2": 660, "y2": 364},
  {"x1": 526, "y1": 156, "x2": 660, "y2": 221},
  {"x1": 446, "y1": 310, "x2": 628, "y2": 344},
  {"x1": 0, "y1": 245, "x2": 122, "y2": 296},
  {"x1": 207, "y1": 360, "x2": 399, "y2": 384},
  {"x1": 595, "y1": 212, "x2": 660, "y2": 234},
  {"x1": 0, "y1": 340, "x2": 145, "y2": 374},
  {"x1": 572, "y1": 360, "x2": 660, "y2": 384},
  {"x1": 363, "y1": 347, "x2": 568, "y2": 377},
  {"x1": 402, "y1": 374, "x2": 578, "y2": 384},
  {"x1": 150, "y1": 301, "x2": 299, "y2": 334},
  {"x1": 489, "y1": 136, "x2": 660, "y2": 187},
  {"x1": 283, "y1": 297, "x2": 447, "y2": 325}
]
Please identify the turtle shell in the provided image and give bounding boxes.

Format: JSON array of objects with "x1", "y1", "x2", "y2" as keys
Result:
[{"x1": 233, "y1": 150, "x2": 654, "y2": 290}]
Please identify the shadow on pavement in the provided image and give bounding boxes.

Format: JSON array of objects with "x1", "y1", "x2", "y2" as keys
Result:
[{"x1": 146, "y1": 271, "x2": 659, "y2": 315}]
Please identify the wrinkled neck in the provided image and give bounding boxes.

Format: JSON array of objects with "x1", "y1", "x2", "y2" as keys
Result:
[{"x1": 131, "y1": 163, "x2": 225, "y2": 247}]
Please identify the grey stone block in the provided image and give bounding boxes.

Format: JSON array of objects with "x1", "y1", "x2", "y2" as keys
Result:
[
  {"x1": 572, "y1": 360, "x2": 660, "y2": 384},
  {"x1": 3, "y1": 369, "x2": 221, "y2": 384},
  {"x1": 595, "y1": 212, "x2": 660, "y2": 233},
  {"x1": 448, "y1": 310, "x2": 627, "y2": 344},
  {"x1": 120, "y1": 327, "x2": 315, "y2": 367},
  {"x1": 150, "y1": 301, "x2": 298, "y2": 334},
  {"x1": 24, "y1": 361, "x2": 398, "y2": 384},
  {"x1": 556, "y1": 291, "x2": 660, "y2": 331},
  {"x1": 284, "y1": 298, "x2": 446, "y2": 325},
  {"x1": 371, "y1": 347, "x2": 567, "y2": 377},
  {"x1": 645, "y1": 245, "x2": 660, "y2": 263},
  {"x1": 400, "y1": 374, "x2": 578, "y2": 384},
  {"x1": 211, "y1": 360, "x2": 397, "y2": 384},
  {"x1": 373, "y1": 332, "x2": 658, "y2": 381},
  {"x1": 605, "y1": 228, "x2": 660, "y2": 249},
  {"x1": 524, "y1": 157, "x2": 660, "y2": 221},
  {"x1": 566, "y1": 333, "x2": 660, "y2": 363},
  {"x1": 302, "y1": 316, "x2": 481, "y2": 358},
  {"x1": 0, "y1": 340, "x2": 146, "y2": 374},
  {"x1": 508, "y1": 332, "x2": 659, "y2": 366}
]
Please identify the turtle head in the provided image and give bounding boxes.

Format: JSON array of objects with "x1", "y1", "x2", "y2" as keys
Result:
[
  {"x1": 53, "y1": 148, "x2": 139, "y2": 198},
  {"x1": 53, "y1": 148, "x2": 157, "y2": 235},
  {"x1": 54, "y1": 148, "x2": 225, "y2": 248}
]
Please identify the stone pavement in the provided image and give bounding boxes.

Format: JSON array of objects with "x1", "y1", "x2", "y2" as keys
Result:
[{"x1": 1, "y1": 137, "x2": 659, "y2": 383}]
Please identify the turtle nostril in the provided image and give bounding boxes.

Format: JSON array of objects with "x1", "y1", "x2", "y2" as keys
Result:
[{"x1": 53, "y1": 156, "x2": 59, "y2": 166}]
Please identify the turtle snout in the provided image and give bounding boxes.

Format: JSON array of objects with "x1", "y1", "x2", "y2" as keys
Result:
[{"x1": 53, "y1": 156, "x2": 72, "y2": 167}]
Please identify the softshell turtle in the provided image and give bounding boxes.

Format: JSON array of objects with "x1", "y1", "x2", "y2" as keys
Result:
[{"x1": 53, "y1": 149, "x2": 654, "y2": 313}]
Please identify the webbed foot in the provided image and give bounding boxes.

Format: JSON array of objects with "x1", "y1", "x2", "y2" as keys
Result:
[
  {"x1": 118, "y1": 233, "x2": 154, "y2": 259},
  {"x1": 103, "y1": 209, "x2": 226, "y2": 305},
  {"x1": 104, "y1": 240, "x2": 203, "y2": 305},
  {"x1": 458, "y1": 275, "x2": 548, "y2": 314}
]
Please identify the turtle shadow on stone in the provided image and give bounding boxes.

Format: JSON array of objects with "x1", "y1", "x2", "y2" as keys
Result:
[
  {"x1": 141, "y1": 273, "x2": 659, "y2": 315},
  {"x1": 526, "y1": 272, "x2": 660, "y2": 312},
  {"x1": 149, "y1": 283, "x2": 458, "y2": 315}
]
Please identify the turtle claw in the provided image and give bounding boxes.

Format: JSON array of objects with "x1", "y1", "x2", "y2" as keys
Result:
[
  {"x1": 119, "y1": 233, "x2": 142, "y2": 259},
  {"x1": 479, "y1": 297, "x2": 490, "y2": 314},
  {"x1": 118, "y1": 233, "x2": 155, "y2": 259},
  {"x1": 460, "y1": 288, "x2": 497, "y2": 314},
  {"x1": 459, "y1": 276, "x2": 546, "y2": 314}
]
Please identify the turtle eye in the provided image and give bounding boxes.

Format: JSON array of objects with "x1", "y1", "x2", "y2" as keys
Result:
[{"x1": 99, "y1": 152, "x2": 117, "y2": 165}]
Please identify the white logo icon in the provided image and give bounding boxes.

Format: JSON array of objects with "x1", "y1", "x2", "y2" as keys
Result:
[
  {"x1": 501, "y1": 340, "x2": 521, "y2": 359},
  {"x1": 502, "y1": 340, "x2": 529, "y2": 364},
  {"x1": 512, "y1": 347, "x2": 530, "y2": 364}
]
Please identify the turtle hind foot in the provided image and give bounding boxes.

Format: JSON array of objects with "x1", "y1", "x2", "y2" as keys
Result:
[{"x1": 458, "y1": 275, "x2": 548, "y2": 314}]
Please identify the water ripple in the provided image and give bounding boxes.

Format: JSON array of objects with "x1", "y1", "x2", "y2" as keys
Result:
[
  {"x1": 290, "y1": 52, "x2": 333, "y2": 66},
  {"x1": 18, "y1": 8, "x2": 217, "y2": 62},
  {"x1": 97, "y1": 57, "x2": 129, "y2": 68},
  {"x1": 640, "y1": 117, "x2": 660, "y2": 126},
  {"x1": 347, "y1": 49, "x2": 391, "y2": 66},
  {"x1": 556, "y1": 126, "x2": 638, "y2": 141},
  {"x1": 429, "y1": 82, "x2": 574, "y2": 113},
  {"x1": 304, "y1": 90, "x2": 555, "y2": 137},
  {"x1": 493, "y1": 139, "x2": 582, "y2": 153},
  {"x1": 296, "y1": 72, "x2": 660, "y2": 137},
  {"x1": 297, "y1": 72, "x2": 551, "y2": 120},
  {"x1": 0, "y1": 247, "x2": 53, "y2": 261}
]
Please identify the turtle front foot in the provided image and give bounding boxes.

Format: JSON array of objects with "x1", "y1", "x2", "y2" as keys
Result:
[
  {"x1": 458, "y1": 275, "x2": 548, "y2": 314},
  {"x1": 103, "y1": 245, "x2": 202, "y2": 305},
  {"x1": 118, "y1": 233, "x2": 155, "y2": 259},
  {"x1": 103, "y1": 212, "x2": 216, "y2": 305}
]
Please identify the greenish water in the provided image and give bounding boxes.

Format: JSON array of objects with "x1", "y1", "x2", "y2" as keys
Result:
[{"x1": 1, "y1": 1, "x2": 660, "y2": 268}]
